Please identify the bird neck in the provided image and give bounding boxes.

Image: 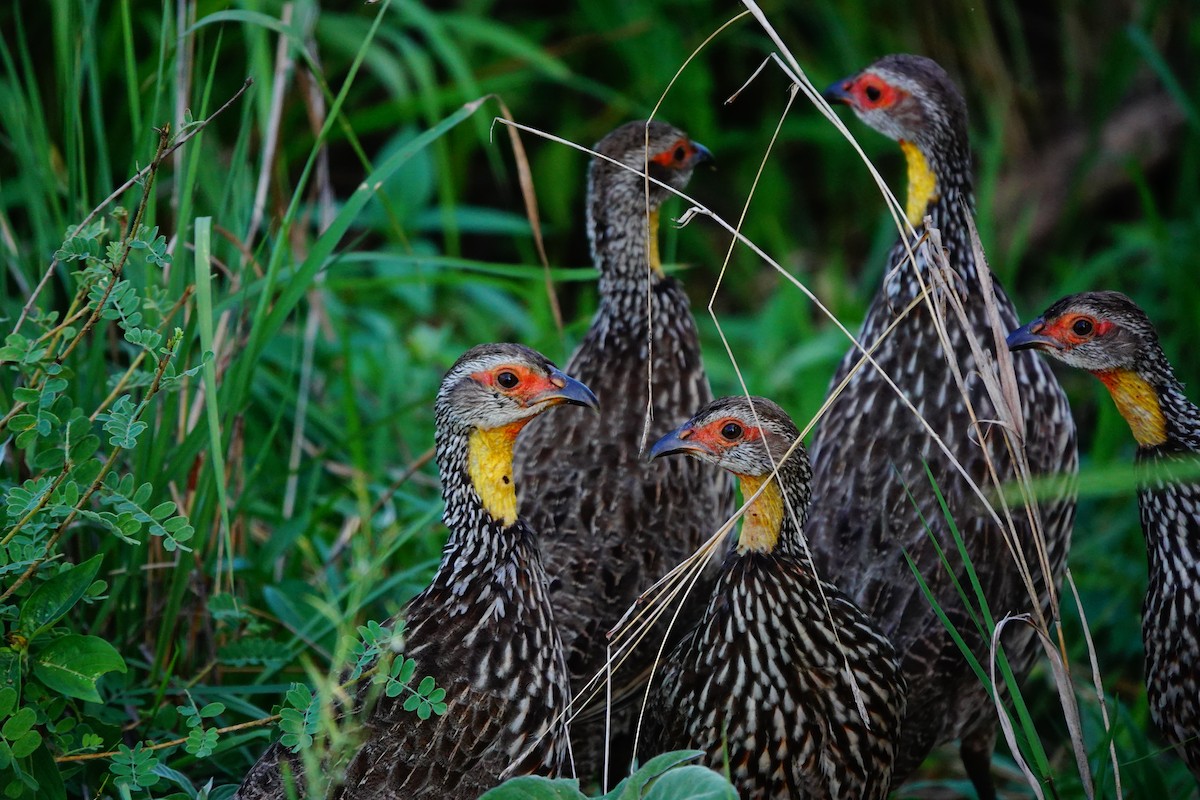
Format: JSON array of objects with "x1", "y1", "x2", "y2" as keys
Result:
[
  {"x1": 466, "y1": 422, "x2": 526, "y2": 525},
  {"x1": 900, "y1": 141, "x2": 938, "y2": 227},
  {"x1": 436, "y1": 418, "x2": 530, "y2": 537},
  {"x1": 587, "y1": 163, "x2": 667, "y2": 302},
  {"x1": 899, "y1": 132, "x2": 973, "y2": 232},
  {"x1": 1094, "y1": 355, "x2": 1200, "y2": 450},
  {"x1": 734, "y1": 460, "x2": 809, "y2": 556}
]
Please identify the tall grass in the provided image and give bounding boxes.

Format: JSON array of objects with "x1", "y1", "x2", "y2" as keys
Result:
[{"x1": 0, "y1": 0, "x2": 1197, "y2": 797}]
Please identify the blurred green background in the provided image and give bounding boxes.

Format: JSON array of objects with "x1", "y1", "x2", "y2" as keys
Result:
[{"x1": 1, "y1": 0, "x2": 1198, "y2": 796}]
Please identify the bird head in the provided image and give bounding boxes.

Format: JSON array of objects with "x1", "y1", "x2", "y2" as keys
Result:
[
  {"x1": 648, "y1": 396, "x2": 798, "y2": 475},
  {"x1": 592, "y1": 119, "x2": 713, "y2": 207},
  {"x1": 649, "y1": 396, "x2": 809, "y2": 553},
  {"x1": 823, "y1": 54, "x2": 966, "y2": 152},
  {"x1": 438, "y1": 343, "x2": 598, "y2": 433},
  {"x1": 1006, "y1": 291, "x2": 1159, "y2": 374},
  {"x1": 1008, "y1": 291, "x2": 1171, "y2": 447},
  {"x1": 824, "y1": 54, "x2": 968, "y2": 224},
  {"x1": 437, "y1": 343, "x2": 598, "y2": 526}
]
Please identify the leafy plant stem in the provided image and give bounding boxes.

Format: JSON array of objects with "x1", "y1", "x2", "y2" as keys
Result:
[
  {"x1": 51, "y1": 125, "x2": 170, "y2": 368},
  {"x1": 55, "y1": 650, "x2": 397, "y2": 764},
  {"x1": 54, "y1": 714, "x2": 282, "y2": 763},
  {"x1": 0, "y1": 465, "x2": 72, "y2": 548},
  {"x1": 0, "y1": 331, "x2": 182, "y2": 602},
  {"x1": 33, "y1": 277, "x2": 101, "y2": 346},
  {"x1": 90, "y1": 285, "x2": 195, "y2": 422}
]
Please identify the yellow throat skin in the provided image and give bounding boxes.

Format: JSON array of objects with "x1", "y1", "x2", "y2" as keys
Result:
[
  {"x1": 647, "y1": 207, "x2": 663, "y2": 277},
  {"x1": 900, "y1": 140, "x2": 940, "y2": 226},
  {"x1": 735, "y1": 473, "x2": 785, "y2": 554},
  {"x1": 1097, "y1": 369, "x2": 1168, "y2": 448},
  {"x1": 467, "y1": 422, "x2": 524, "y2": 526}
]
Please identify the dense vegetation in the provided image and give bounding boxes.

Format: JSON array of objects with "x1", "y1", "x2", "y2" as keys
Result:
[{"x1": 1, "y1": 1, "x2": 1197, "y2": 797}]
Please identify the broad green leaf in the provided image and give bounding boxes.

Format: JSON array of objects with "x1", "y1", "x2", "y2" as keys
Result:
[
  {"x1": 32, "y1": 635, "x2": 126, "y2": 702},
  {"x1": 611, "y1": 751, "x2": 704, "y2": 800},
  {"x1": 1, "y1": 707, "x2": 35, "y2": 739},
  {"x1": 18, "y1": 555, "x2": 104, "y2": 641},
  {"x1": 10, "y1": 729, "x2": 41, "y2": 759},
  {"x1": 643, "y1": 766, "x2": 737, "y2": 800},
  {"x1": 8, "y1": 414, "x2": 36, "y2": 432},
  {"x1": 478, "y1": 776, "x2": 588, "y2": 800},
  {"x1": 199, "y1": 702, "x2": 224, "y2": 718}
]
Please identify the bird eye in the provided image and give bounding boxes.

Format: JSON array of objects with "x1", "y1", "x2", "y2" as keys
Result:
[
  {"x1": 1071, "y1": 318, "x2": 1094, "y2": 337},
  {"x1": 496, "y1": 371, "x2": 520, "y2": 389},
  {"x1": 673, "y1": 145, "x2": 687, "y2": 162},
  {"x1": 720, "y1": 422, "x2": 743, "y2": 441},
  {"x1": 864, "y1": 84, "x2": 882, "y2": 103}
]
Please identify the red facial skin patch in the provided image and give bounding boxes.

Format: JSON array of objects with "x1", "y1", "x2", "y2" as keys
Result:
[{"x1": 650, "y1": 138, "x2": 695, "y2": 168}]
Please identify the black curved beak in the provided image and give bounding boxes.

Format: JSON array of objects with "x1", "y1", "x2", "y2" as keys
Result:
[
  {"x1": 536, "y1": 370, "x2": 599, "y2": 411},
  {"x1": 1006, "y1": 319, "x2": 1061, "y2": 352},
  {"x1": 647, "y1": 427, "x2": 707, "y2": 462},
  {"x1": 822, "y1": 78, "x2": 854, "y2": 105},
  {"x1": 691, "y1": 141, "x2": 715, "y2": 169}
]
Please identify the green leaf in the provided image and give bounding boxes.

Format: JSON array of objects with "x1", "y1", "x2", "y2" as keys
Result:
[
  {"x1": 31, "y1": 635, "x2": 126, "y2": 702},
  {"x1": 478, "y1": 776, "x2": 587, "y2": 800},
  {"x1": 643, "y1": 766, "x2": 737, "y2": 800},
  {"x1": 10, "y1": 729, "x2": 42, "y2": 759},
  {"x1": 110, "y1": 742, "x2": 160, "y2": 790},
  {"x1": 18, "y1": 554, "x2": 104, "y2": 641},
  {"x1": 185, "y1": 726, "x2": 218, "y2": 758},
  {"x1": 41, "y1": 378, "x2": 67, "y2": 396},
  {"x1": 149, "y1": 501, "x2": 176, "y2": 520},
  {"x1": 608, "y1": 751, "x2": 705, "y2": 800},
  {"x1": 199, "y1": 701, "x2": 224, "y2": 718},
  {"x1": 1, "y1": 707, "x2": 35, "y2": 739},
  {"x1": 100, "y1": 396, "x2": 147, "y2": 449},
  {"x1": 70, "y1": 458, "x2": 103, "y2": 489},
  {"x1": 0, "y1": 687, "x2": 16, "y2": 718}
]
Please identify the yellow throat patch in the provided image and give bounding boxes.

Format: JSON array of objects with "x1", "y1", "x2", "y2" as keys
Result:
[
  {"x1": 1096, "y1": 369, "x2": 1168, "y2": 447},
  {"x1": 467, "y1": 422, "x2": 524, "y2": 526},
  {"x1": 647, "y1": 207, "x2": 663, "y2": 276},
  {"x1": 735, "y1": 472, "x2": 785, "y2": 553},
  {"x1": 900, "y1": 140, "x2": 939, "y2": 226}
]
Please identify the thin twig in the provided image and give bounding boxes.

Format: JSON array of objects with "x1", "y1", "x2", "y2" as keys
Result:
[{"x1": 54, "y1": 714, "x2": 281, "y2": 763}]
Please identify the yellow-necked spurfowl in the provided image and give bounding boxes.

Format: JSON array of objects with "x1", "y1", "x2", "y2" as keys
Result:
[
  {"x1": 235, "y1": 344, "x2": 598, "y2": 800},
  {"x1": 1008, "y1": 291, "x2": 1200, "y2": 781},
  {"x1": 513, "y1": 120, "x2": 730, "y2": 777},
  {"x1": 643, "y1": 395, "x2": 906, "y2": 800},
  {"x1": 810, "y1": 54, "x2": 1078, "y2": 794}
]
